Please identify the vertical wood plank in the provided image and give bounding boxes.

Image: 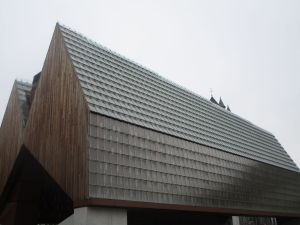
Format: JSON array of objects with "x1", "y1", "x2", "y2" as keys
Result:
[
  {"x1": 24, "y1": 25, "x2": 89, "y2": 202},
  {"x1": 0, "y1": 83, "x2": 24, "y2": 194}
]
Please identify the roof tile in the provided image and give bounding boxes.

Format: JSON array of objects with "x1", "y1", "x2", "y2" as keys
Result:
[{"x1": 59, "y1": 24, "x2": 299, "y2": 172}]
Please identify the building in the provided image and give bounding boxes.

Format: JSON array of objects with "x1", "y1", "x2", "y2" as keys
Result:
[{"x1": 0, "y1": 23, "x2": 300, "y2": 225}]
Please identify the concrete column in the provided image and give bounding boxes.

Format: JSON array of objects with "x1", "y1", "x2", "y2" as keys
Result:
[
  {"x1": 59, "y1": 207, "x2": 127, "y2": 225},
  {"x1": 232, "y1": 216, "x2": 240, "y2": 225}
]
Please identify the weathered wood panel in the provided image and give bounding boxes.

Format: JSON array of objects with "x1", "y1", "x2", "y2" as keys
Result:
[
  {"x1": 0, "y1": 83, "x2": 24, "y2": 194},
  {"x1": 24, "y1": 24, "x2": 89, "y2": 202}
]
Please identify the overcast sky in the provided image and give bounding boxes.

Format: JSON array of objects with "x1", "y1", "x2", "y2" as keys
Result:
[{"x1": 0, "y1": 0, "x2": 299, "y2": 168}]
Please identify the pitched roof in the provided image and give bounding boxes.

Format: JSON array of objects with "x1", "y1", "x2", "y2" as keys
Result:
[
  {"x1": 58, "y1": 24, "x2": 299, "y2": 172},
  {"x1": 226, "y1": 105, "x2": 231, "y2": 112},
  {"x1": 15, "y1": 80, "x2": 32, "y2": 126},
  {"x1": 209, "y1": 96, "x2": 218, "y2": 105},
  {"x1": 218, "y1": 97, "x2": 226, "y2": 109}
]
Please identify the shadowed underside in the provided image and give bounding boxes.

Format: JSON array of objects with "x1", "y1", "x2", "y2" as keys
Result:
[{"x1": 0, "y1": 146, "x2": 73, "y2": 224}]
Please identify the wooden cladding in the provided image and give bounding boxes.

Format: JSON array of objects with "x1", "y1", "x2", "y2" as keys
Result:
[
  {"x1": 24, "y1": 25, "x2": 89, "y2": 202},
  {"x1": 0, "y1": 83, "x2": 25, "y2": 194}
]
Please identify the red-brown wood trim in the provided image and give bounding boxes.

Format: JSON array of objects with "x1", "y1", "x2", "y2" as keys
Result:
[{"x1": 74, "y1": 198, "x2": 300, "y2": 218}]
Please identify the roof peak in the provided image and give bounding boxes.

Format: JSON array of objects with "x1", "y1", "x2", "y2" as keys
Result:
[
  {"x1": 219, "y1": 97, "x2": 226, "y2": 108},
  {"x1": 210, "y1": 96, "x2": 218, "y2": 105}
]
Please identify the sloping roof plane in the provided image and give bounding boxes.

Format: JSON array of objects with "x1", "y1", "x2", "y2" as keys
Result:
[
  {"x1": 15, "y1": 81, "x2": 32, "y2": 126},
  {"x1": 58, "y1": 24, "x2": 299, "y2": 172}
]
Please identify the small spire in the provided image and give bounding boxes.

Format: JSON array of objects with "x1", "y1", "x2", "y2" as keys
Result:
[
  {"x1": 219, "y1": 97, "x2": 226, "y2": 108},
  {"x1": 226, "y1": 105, "x2": 231, "y2": 112},
  {"x1": 209, "y1": 89, "x2": 218, "y2": 105},
  {"x1": 210, "y1": 96, "x2": 218, "y2": 105}
]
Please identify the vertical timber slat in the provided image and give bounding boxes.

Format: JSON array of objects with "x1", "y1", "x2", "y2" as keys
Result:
[
  {"x1": 0, "y1": 83, "x2": 25, "y2": 195},
  {"x1": 24, "y1": 25, "x2": 89, "y2": 202}
]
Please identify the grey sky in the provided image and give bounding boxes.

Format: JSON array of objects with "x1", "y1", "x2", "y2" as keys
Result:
[{"x1": 1, "y1": 0, "x2": 300, "y2": 168}]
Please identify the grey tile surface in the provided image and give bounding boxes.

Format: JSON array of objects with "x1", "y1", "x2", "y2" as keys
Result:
[
  {"x1": 88, "y1": 114, "x2": 300, "y2": 213},
  {"x1": 59, "y1": 24, "x2": 298, "y2": 172}
]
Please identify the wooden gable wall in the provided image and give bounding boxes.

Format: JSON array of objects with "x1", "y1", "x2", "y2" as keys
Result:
[
  {"x1": 0, "y1": 83, "x2": 25, "y2": 194},
  {"x1": 24, "y1": 25, "x2": 89, "y2": 202}
]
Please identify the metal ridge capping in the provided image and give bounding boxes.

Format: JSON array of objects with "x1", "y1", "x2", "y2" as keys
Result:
[{"x1": 57, "y1": 23, "x2": 299, "y2": 172}]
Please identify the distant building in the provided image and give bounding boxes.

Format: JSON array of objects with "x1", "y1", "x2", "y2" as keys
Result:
[{"x1": 0, "y1": 23, "x2": 300, "y2": 225}]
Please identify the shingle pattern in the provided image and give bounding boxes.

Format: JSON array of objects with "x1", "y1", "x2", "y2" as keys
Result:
[{"x1": 59, "y1": 24, "x2": 299, "y2": 172}]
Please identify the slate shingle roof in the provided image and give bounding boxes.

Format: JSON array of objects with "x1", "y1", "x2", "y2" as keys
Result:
[{"x1": 58, "y1": 24, "x2": 299, "y2": 172}]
